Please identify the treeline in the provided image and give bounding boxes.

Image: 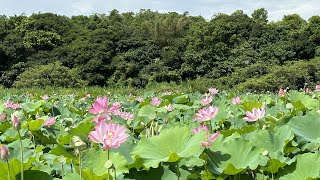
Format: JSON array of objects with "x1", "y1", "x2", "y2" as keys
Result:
[{"x1": 0, "y1": 9, "x2": 320, "y2": 90}]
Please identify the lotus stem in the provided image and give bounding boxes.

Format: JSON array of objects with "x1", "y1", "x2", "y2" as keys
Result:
[
  {"x1": 107, "y1": 149, "x2": 110, "y2": 180},
  {"x1": 209, "y1": 120, "x2": 213, "y2": 133},
  {"x1": 6, "y1": 160, "x2": 10, "y2": 180},
  {"x1": 61, "y1": 163, "x2": 64, "y2": 180},
  {"x1": 18, "y1": 131, "x2": 24, "y2": 180},
  {"x1": 176, "y1": 162, "x2": 180, "y2": 180},
  {"x1": 71, "y1": 160, "x2": 73, "y2": 173},
  {"x1": 79, "y1": 151, "x2": 82, "y2": 180}
]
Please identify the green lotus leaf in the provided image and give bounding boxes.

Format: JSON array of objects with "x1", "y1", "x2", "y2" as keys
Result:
[
  {"x1": 0, "y1": 128, "x2": 18, "y2": 142},
  {"x1": 7, "y1": 139, "x2": 34, "y2": 163},
  {"x1": 288, "y1": 91, "x2": 318, "y2": 110},
  {"x1": 222, "y1": 125, "x2": 258, "y2": 137},
  {"x1": 16, "y1": 170, "x2": 52, "y2": 180},
  {"x1": 125, "y1": 166, "x2": 173, "y2": 180},
  {"x1": 33, "y1": 129, "x2": 57, "y2": 144},
  {"x1": 22, "y1": 101, "x2": 44, "y2": 113},
  {"x1": 249, "y1": 125, "x2": 294, "y2": 154},
  {"x1": 49, "y1": 144, "x2": 74, "y2": 158},
  {"x1": 68, "y1": 105, "x2": 83, "y2": 116},
  {"x1": 64, "y1": 173, "x2": 81, "y2": 180},
  {"x1": 28, "y1": 119, "x2": 45, "y2": 131},
  {"x1": 0, "y1": 122, "x2": 11, "y2": 133},
  {"x1": 59, "y1": 122, "x2": 94, "y2": 144},
  {"x1": 132, "y1": 126, "x2": 206, "y2": 168},
  {"x1": 173, "y1": 94, "x2": 189, "y2": 104},
  {"x1": 288, "y1": 111, "x2": 320, "y2": 143},
  {"x1": 138, "y1": 105, "x2": 157, "y2": 120},
  {"x1": 0, "y1": 158, "x2": 33, "y2": 180},
  {"x1": 279, "y1": 153, "x2": 320, "y2": 180},
  {"x1": 261, "y1": 159, "x2": 287, "y2": 174},
  {"x1": 209, "y1": 134, "x2": 268, "y2": 175},
  {"x1": 81, "y1": 169, "x2": 108, "y2": 180},
  {"x1": 81, "y1": 148, "x2": 128, "y2": 177},
  {"x1": 239, "y1": 101, "x2": 263, "y2": 112},
  {"x1": 172, "y1": 104, "x2": 192, "y2": 111}
]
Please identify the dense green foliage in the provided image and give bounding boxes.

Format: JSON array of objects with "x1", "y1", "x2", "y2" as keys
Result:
[{"x1": 0, "y1": 9, "x2": 320, "y2": 90}]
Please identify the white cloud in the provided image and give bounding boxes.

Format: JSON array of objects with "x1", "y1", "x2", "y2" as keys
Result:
[{"x1": 72, "y1": 1, "x2": 95, "y2": 15}]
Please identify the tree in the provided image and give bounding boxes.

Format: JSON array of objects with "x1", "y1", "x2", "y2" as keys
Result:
[
  {"x1": 251, "y1": 8, "x2": 268, "y2": 23},
  {"x1": 14, "y1": 62, "x2": 87, "y2": 88}
]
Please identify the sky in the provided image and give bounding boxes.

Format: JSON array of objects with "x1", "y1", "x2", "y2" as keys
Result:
[{"x1": 0, "y1": 0, "x2": 319, "y2": 21}]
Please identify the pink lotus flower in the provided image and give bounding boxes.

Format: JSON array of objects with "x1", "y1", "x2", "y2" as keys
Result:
[
  {"x1": 192, "y1": 125, "x2": 208, "y2": 134},
  {"x1": 109, "y1": 102, "x2": 121, "y2": 114},
  {"x1": 120, "y1": 112, "x2": 134, "y2": 121},
  {"x1": 1, "y1": 114, "x2": 6, "y2": 121},
  {"x1": 85, "y1": 94, "x2": 91, "y2": 98},
  {"x1": 11, "y1": 114, "x2": 21, "y2": 131},
  {"x1": 278, "y1": 88, "x2": 286, "y2": 96},
  {"x1": 89, "y1": 121, "x2": 129, "y2": 151},
  {"x1": 208, "y1": 88, "x2": 219, "y2": 95},
  {"x1": 136, "y1": 97, "x2": 144, "y2": 102},
  {"x1": 88, "y1": 97, "x2": 121, "y2": 122},
  {"x1": 192, "y1": 125, "x2": 220, "y2": 147},
  {"x1": 11, "y1": 103, "x2": 21, "y2": 110},
  {"x1": 88, "y1": 97, "x2": 110, "y2": 114},
  {"x1": 163, "y1": 104, "x2": 174, "y2": 111},
  {"x1": 243, "y1": 106, "x2": 266, "y2": 122},
  {"x1": 4, "y1": 100, "x2": 21, "y2": 109},
  {"x1": 194, "y1": 106, "x2": 219, "y2": 122},
  {"x1": 0, "y1": 144, "x2": 10, "y2": 161},
  {"x1": 4, "y1": 100, "x2": 13, "y2": 108},
  {"x1": 151, "y1": 97, "x2": 161, "y2": 106},
  {"x1": 315, "y1": 85, "x2": 320, "y2": 92},
  {"x1": 200, "y1": 96, "x2": 213, "y2": 105},
  {"x1": 231, "y1": 96, "x2": 241, "y2": 105},
  {"x1": 43, "y1": 117, "x2": 56, "y2": 127}
]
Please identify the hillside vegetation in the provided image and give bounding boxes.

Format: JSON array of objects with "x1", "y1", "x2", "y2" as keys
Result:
[{"x1": 0, "y1": 9, "x2": 320, "y2": 90}]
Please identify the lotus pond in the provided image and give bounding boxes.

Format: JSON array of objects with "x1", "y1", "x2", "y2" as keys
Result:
[{"x1": 0, "y1": 88, "x2": 320, "y2": 180}]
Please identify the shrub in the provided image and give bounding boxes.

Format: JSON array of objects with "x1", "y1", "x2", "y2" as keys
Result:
[{"x1": 14, "y1": 62, "x2": 87, "y2": 88}]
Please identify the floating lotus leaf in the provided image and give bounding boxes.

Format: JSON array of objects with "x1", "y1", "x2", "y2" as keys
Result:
[
  {"x1": 279, "y1": 153, "x2": 320, "y2": 180},
  {"x1": 288, "y1": 111, "x2": 320, "y2": 143},
  {"x1": 132, "y1": 126, "x2": 206, "y2": 168}
]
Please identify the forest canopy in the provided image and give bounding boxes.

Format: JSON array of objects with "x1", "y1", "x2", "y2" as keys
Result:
[{"x1": 0, "y1": 9, "x2": 319, "y2": 90}]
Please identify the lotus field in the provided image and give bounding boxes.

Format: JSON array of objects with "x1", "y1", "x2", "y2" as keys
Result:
[{"x1": 1, "y1": 87, "x2": 320, "y2": 180}]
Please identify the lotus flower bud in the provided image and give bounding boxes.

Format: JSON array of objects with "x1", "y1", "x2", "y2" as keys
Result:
[
  {"x1": 0, "y1": 144, "x2": 10, "y2": 161},
  {"x1": 11, "y1": 114, "x2": 21, "y2": 131}
]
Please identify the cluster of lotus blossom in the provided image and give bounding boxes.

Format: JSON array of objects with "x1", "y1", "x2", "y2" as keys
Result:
[
  {"x1": 4, "y1": 100, "x2": 21, "y2": 109},
  {"x1": 88, "y1": 97, "x2": 134, "y2": 123},
  {"x1": 192, "y1": 88, "x2": 221, "y2": 147},
  {"x1": 88, "y1": 96, "x2": 131, "y2": 151},
  {"x1": 279, "y1": 84, "x2": 320, "y2": 95}
]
